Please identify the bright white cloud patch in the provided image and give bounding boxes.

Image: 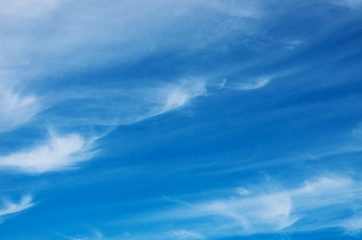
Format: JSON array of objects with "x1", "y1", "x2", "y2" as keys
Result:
[
  {"x1": 0, "y1": 83, "x2": 40, "y2": 132},
  {"x1": 0, "y1": 133, "x2": 97, "y2": 173},
  {"x1": 0, "y1": 195, "x2": 34, "y2": 221}
]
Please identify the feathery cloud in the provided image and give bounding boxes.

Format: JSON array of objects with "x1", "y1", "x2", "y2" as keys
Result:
[
  {"x1": 0, "y1": 83, "x2": 40, "y2": 132},
  {"x1": 0, "y1": 195, "x2": 34, "y2": 222},
  {"x1": 160, "y1": 80, "x2": 207, "y2": 113},
  {"x1": 229, "y1": 77, "x2": 270, "y2": 90},
  {"x1": 131, "y1": 175, "x2": 362, "y2": 238},
  {"x1": 44, "y1": 79, "x2": 207, "y2": 127},
  {"x1": 0, "y1": 132, "x2": 97, "y2": 173}
]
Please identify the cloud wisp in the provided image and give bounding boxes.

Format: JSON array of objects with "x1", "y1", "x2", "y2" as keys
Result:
[
  {"x1": 57, "y1": 229, "x2": 104, "y2": 240},
  {"x1": 158, "y1": 80, "x2": 207, "y2": 114},
  {"x1": 43, "y1": 79, "x2": 207, "y2": 128},
  {"x1": 224, "y1": 77, "x2": 271, "y2": 91},
  {"x1": 0, "y1": 132, "x2": 97, "y2": 174},
  {"x1": 169, "y1": 230, "x2": 204, "y2": 240},
  {"x1": 340, "y1": 215, "x2": 362, "y2": 235},
  {"x1": 0, "y1": 83, "x2": 40, "y2": 132},
  {"x1": 124, "y1": 175, "x2": 362, "y2": 239},
  {"x1": 0, "y1": 195, "x2": 34, "y2": 222}
]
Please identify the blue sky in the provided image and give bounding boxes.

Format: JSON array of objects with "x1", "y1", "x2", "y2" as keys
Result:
[{"x1": 0, "y1": 0, "x2": 362, "y2": 239}]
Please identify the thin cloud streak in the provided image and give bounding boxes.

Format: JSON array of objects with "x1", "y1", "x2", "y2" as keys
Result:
[{"x1": 226, "y1": 77, "x2": 270, "y2": 90}]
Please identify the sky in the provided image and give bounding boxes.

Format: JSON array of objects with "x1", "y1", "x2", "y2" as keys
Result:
[{"x1": 0, "y1": 0, "x2": 362, "y2": 239}]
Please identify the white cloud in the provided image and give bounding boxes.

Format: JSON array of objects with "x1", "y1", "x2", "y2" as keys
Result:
[
  {"x1": 43, "y1": 79, "x2": 207, "y2": 128},
  {"x1": 0, "y1": 0, "x2": 263, "y2": 133},
  {"x1": 230, "y1": 78, "x2": 270, "y2": 90},
  {"x1": 134, "y1": 175, "x2": 362, "y2": 238},
  {"x1": 0, "y1": 83, "x2": 40, "y2": 132},
  {"x1": 0, "y1": 132, "x2": 97, "y2": 173},
  {"x1": 0, "y1": 0, "x2": 262, "y2": 81},
  {"x1": 236, "y1": 187, "x2": 251, "y2": 196},
  {"x1": 0, "y1": 195, "x2": 34, "y2": 219},
  {"x1": 340, "y1": 216, "x2": 362, "y2": 235},
  {"x1": 170, "y1": 230, "x2": 204, "y2": 240},
  {"x1": 197, "y1": 192, "x2": 297, "y2": 233},
  {"x1": 160, "y1": 80, "x2": 207, "y2": 113}
]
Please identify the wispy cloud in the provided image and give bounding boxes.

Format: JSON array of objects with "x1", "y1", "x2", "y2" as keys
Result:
[
  {"x1": 159, "y1": 80, "x2": 207, "y2": 113},
  {"x1": 0, "y1": 0, "x2": 271, "y2": 133},
  {"x1": 0, "y1": 195, "x2": 34, "y2": 221},
  {"x1": 0, "y1": 83, "x2": 40, "y2": 132},
  {"x1": 226, "y1": 77, "x2": 270, "y2": 90},
  {"x1": 125, "y1": 175, "x2": 362, "y2": 238},
  {"x1": 57, "y1": 229, "x2": 104, "y2": 240},
  {"x1": 0, "y1": 132, "x2": 97, "y2": 173},
  {"x1": 340, "y1": 215, "x2": 362, "y2": 235},
  {"x1": 169, "y1": 230, "x2": 204, "y2": 240},
  {"x1": 44, "y1": 79, "x2": 207, "y2": 127},
  {"x1": 0, "y1": 0, "x2": 262, "y2": 80}
]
